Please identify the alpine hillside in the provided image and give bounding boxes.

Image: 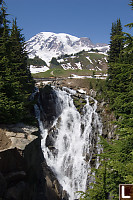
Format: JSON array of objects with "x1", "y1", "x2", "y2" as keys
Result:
[{"x1": 26, "y1": 32, "x2": 109, "y2": 65}]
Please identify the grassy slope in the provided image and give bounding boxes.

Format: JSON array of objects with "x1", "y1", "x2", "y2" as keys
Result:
[
  {"x1": 57, "y1": 51, "x2": 108, "y2": 71},
  {"x1": 32, "y1": 51, "x2": 108, "y2": 79},
  {"x1": 32, "y1": 68, "x2": 106, "y2": 79}
]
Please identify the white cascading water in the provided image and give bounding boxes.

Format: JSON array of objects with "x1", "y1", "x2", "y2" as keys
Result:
[{"x1": 36, "y1": 86, "x2": 102, "y2": 200}]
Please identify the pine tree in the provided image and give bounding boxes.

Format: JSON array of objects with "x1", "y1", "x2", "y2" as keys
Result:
[
  {"x1": 10, "y1": 18, "x2": 34, "y2": 93},
  {"x1": 99, "y1": 3, "x2": 133, "y2": 199},
  {"x1": 107, "y1": 19, "x2": 125, "y2": 102},
  {"x1": 80, "y1": 2, "x2": 133, "y2": 200},
  {"x1": 0, "y1": 1, "x2": 12, "y2": 123},
  {"x1": 0, "y1": 1, "x2": 10, "y2": 67},
  {"x1": 108, "y1": 19, "x2": 124, "y2": 63},
  {"x1": 0, "y1": 2, "x2": 35, "y2": 124},
  {"x1": 129, "y1": 0, "x2": 133, "y2": 9},
  {"x1": 8, "y1": 18, "x2": 35, "y2": 123},
  {"x1": 0, "y1": 0, "x2": 3, "y2": 36}
]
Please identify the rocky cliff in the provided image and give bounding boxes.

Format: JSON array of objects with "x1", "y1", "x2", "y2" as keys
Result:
[
  {"x1": 0, "y1": 123, "x2": 68, "y2": 200},
  {"x1": 0, "y1": 124, "x2": 43, "y2": 200}
]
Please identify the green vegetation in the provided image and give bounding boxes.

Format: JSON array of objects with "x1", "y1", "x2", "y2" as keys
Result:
[
  {"x1": 27, "y1": 55, "x2": 47, "y2": 66},
  {"x1": 73, "y1": 97, "x2": 86, "y2": 113},
  {"x1": 80, "y1": 1, "x2": 133, "y2": 199},
  {"x1": 57, "y1": 53, "x2": 73, "y2": 59},
  {"x1": 50, "y1": 57, "x2": 60, "y2": 66},
  {"x1": 0, "y1": 1, "x2": 35, "y2": 124},
  {"x1": 32, "y1": 68, "x2": 104, "y2": 79},
  {"x1": 88, "y1": 52, "x2": 104, "y2": 60},
  {"x1": 32, "y1": 51, "x2": 108, "y2": 78},
  {"x1": 108, "y1": 18, "x2": 124, "y2": 63},
  {"x1": 49, "y1": 50, "x2": 108, "y2": 71},
  {"x1": 1, "y1": 1, "x2": 132, "y2": 199},
  {"x1": 59, "y1": 51, "x2": 107, "y2": 71}
]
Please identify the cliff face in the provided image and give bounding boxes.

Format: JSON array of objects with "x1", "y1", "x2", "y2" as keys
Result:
[
  {"x1": 0, "y1": 124, "x2": 43, "y2": 200},
  {"x1": 39, "y1": 85, "x2": 62, "y2": 128},
  {"x1": 0, "y1": 123, "x2": 68, "y2": 200}
]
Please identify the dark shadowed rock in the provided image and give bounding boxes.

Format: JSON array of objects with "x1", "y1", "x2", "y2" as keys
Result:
[{"x1": 39, "y1": 85, "x2": 62, "y2": 128}]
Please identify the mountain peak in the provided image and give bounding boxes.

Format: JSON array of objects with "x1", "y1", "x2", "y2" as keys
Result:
[{"x1": 26, "y1": 32, "x2": 109, "y2": 65}]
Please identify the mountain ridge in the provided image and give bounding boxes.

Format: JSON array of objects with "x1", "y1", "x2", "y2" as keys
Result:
[{"x1": 26, "y1": 32, "x2": 109, "y2": 65}]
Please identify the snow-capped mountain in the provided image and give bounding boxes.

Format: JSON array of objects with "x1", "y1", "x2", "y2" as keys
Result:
[{"x1": 26, "y1": 32, "x2": 109, "y2": 65}]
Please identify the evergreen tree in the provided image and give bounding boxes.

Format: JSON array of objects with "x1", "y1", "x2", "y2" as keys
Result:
[
  {"x1": 107, "y1": 19, "x2": 125, "y2": 102},
  {"x1": 129, "y1": 0, "x2": 133, "y2": 9},
  {"x1": 105, "y1": 6, "x2": 133, "y2": 192},
  {"x1": 9, "y1": 18, "x2": 34, "y2": 93},
  {"x1": 27, "y1": 55, "x2": 47, "y2": 67},
  {"x1": 0, "y1": 0, "x2": 3, "y2": 36},
  {"x1": 0, "y1": 3, "x2": 35, "y2": 124},
  {"x1": 0, "y1": 1, "x2": 10, "y2": 66},
  {"x1": 50, "y1": 57, "x2": 60, "y2": 66},
  {"x1": 0, "y1": 1, "x2": 12, "y2": 122},
  {"x1": 108, "y1": 19, "x2": 124, "y2": 63},
  {"x1": 80, "y1": 2, "x2": 133, "y2": 200}
]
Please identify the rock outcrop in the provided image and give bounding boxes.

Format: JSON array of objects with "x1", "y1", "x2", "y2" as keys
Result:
[
  {"x1": 0, "y1": 123, "x2": 68, "y2": 200},
  {"x1": 0, "y1": 123, "x2": 43, "y2": 200},
  {"x1": 39, "y1": 85, "x2": 62, "y2": 128},
  {"x1": 41, "y1": 161, "x2": 69, "y2": 200}
]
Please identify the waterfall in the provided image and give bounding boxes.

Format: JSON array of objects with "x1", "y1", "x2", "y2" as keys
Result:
[{"x1": 36, "y1": 86, "x2": 102, "y2": 200}]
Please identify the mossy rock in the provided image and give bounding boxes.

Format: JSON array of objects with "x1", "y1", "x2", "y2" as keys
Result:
[{"x1": 73, "y1": 96, "x2": 87, "y2": 114}]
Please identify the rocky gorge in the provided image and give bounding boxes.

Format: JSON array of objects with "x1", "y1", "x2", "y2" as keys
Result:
[
  {"x1": 0, "y1": 79, "x2": 116, "y2": 200},
  {"x1": 36, "y1": 79, "x2": 116, "y2": 199}
]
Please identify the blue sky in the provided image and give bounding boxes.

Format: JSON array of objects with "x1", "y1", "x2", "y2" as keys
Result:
[{"x1": 6, "y1": 0, "x2": 133, "y2": 44}]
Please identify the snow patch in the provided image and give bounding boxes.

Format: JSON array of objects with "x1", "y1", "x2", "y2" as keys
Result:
[
  {"x1": 30, "y1": 65, "x2": 49, "y2": 74},
  {"x1": 69, "y1": 74, "x2": 107, "y2": 80},
  {"x1": 98, "y1": 60, "x2": 102, "y2": 65},
  {"x1": 57, "y1": 59, "x2": 64, "y2": 63},
  {"x1": 75, "y1": 62, "x2": 82, "y2": 70},
  {"x1": 61, "y1": 63, "x2": 75, "y2": 70},
  {"x1": 95, "y1": 66, "x2": 102, "y2": 71},
  {"x1": 77, "y1": 89, "x2": 86, "y2": 94},
  {"x1": 86, "y1": 56, "x2": 93, "y2": 64},
  {"x1": 104, "y1": 57, "x2": 108, "y2": 62},
  {"x1": 70, "y1": 74, "x2": 92, "y2": 79},
  {"x1": 70, "y1": 56, "x2": 76, "y2": 59}
]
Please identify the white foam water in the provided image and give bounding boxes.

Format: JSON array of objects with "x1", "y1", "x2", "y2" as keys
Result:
[{"x1": 36, "y1": 87, "x2": 102, "y2": 200}]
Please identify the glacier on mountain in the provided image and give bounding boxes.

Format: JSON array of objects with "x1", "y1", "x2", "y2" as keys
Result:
[{"x1": 26, "y1": 32, "x2": 109, "y2": 65}]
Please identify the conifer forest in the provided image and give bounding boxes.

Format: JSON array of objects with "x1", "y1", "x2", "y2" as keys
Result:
[{"x1": 0, "y1": 1, "x2": 133, "y2": 200}]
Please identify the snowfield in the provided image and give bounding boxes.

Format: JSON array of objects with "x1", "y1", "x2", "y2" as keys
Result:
[
  {"x1": 30, "y1": 65, "x2": 49, "y2": 74},
  {"x1": 26, "y1": 32, "x2": 109, "y2": 65},
  {"x1": 68, "y1": 74, "x2": 108, "y2": 79}
]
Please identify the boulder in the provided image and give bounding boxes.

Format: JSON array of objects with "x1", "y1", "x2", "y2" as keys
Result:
[{"x1": 0, "y1": 124, "x2": 44, "y2": 200}]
